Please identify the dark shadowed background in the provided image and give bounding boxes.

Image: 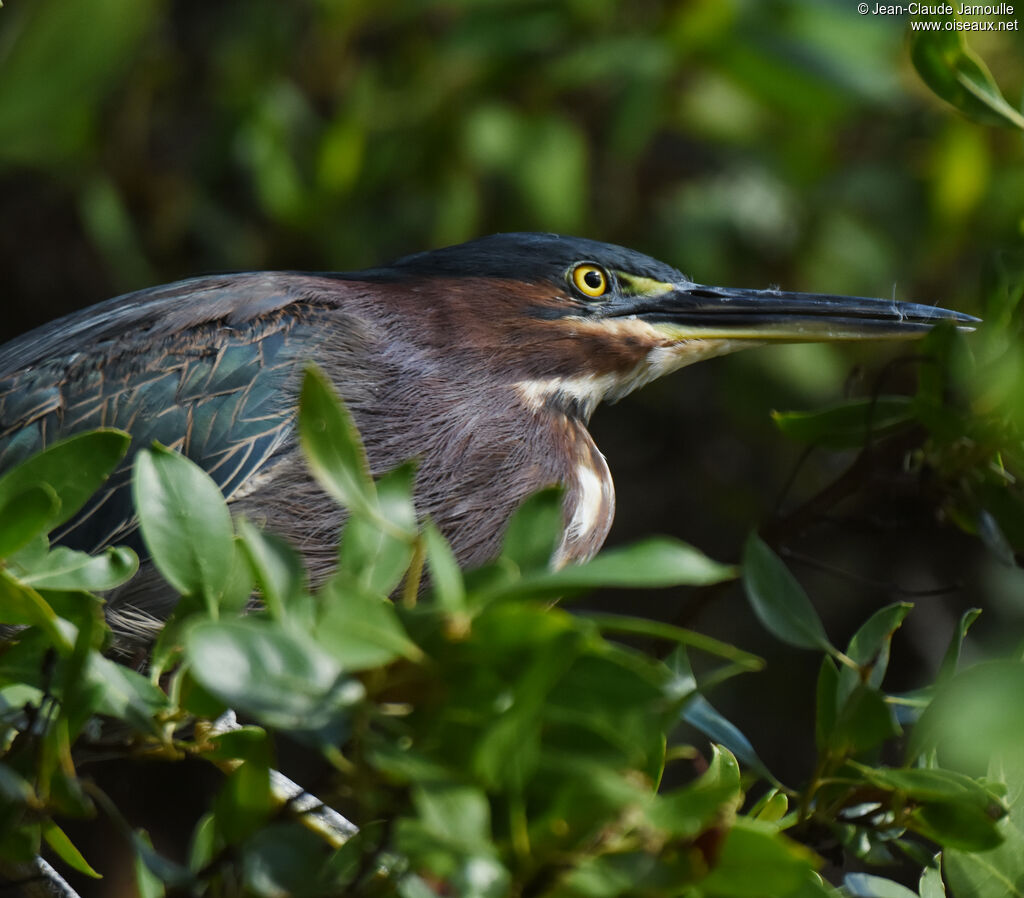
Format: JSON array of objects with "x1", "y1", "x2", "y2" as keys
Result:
[{"x1": 2, "y1": 0, "x2": 1023, "y2": 834}]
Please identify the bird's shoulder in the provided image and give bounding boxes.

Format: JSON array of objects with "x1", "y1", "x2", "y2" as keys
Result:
[
  {"x1": 0, "y1": 272, "x2": 371, "y2": 553},
  {"x1": 1, "y1": 272, "x2": 363, "y2": 376}
]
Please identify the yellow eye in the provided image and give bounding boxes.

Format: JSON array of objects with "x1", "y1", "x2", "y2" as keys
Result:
[{"x1": 571, "y1": 264, "x2": 609, "y2": 298}]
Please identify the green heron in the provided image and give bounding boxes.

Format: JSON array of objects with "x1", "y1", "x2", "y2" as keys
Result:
[{"x1": 0, "y1": 233, "x2": 975, "y2": 640}]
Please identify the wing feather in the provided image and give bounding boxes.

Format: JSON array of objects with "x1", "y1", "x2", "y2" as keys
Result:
[{"x1": 0, "y1": 273, "x2": 347, "y2": 556}]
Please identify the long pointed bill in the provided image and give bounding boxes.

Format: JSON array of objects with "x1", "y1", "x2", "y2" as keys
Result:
[{"x1": 621, "y1": 284, "x2": 979, "y2": 342}]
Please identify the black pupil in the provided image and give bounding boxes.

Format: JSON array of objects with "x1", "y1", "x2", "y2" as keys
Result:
[{"x1": 583, "y1": 269, "x2": 603, "y2": 290}]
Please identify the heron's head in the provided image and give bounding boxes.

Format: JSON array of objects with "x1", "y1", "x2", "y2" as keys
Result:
[{"x1": 368, "y1": 233, "x2": 977, "y2": 420}]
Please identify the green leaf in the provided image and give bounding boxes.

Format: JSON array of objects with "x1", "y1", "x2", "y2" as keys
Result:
[
  {"x1": 576, "y1": 537, "x2": 736, "y2": 587},
  {"x1": 944, "y1": 753, "x2": 1024, "y2": 898},
  {"x1": 215, "y1": 760, "x2": 273, "y2": 845},
  {"x1": 682, "y1": 697, "x2": 773, "y2": 784},
  {"x1": 754, "y1": 792, "x2": 789, "y2": 824},
  {"x1": 937, "y1": 608, "x2": 982, "y2": 684},
  {"x1": 187, "y1": 814, "x2": 216, "y2": 875},
  {"x1": 0, "y1": 430, "x2": 129, "y2": 529},
  {"x1": 241, "y1": 823, "x2": 334, "y2": 897},
  {"x1": 298, "y1": 366, "x2": 377, "y2": 518},
  {"x1": 919, "y1": 858, "x2": 946, "y2": 898},
  {"x1": 742, "y1": 534, "x2": 834, "y2": 653},
  {"x1": 496, "y1": 537, "x2": 736, "y2": 601},
  {"x1": 593, "y1": 616, "x2": 762, "y2": 671},
  {"x1": 185, "y1": 618, "x2": 363, "y2": 737},
  {"x1": 134, "y1": 834, "x2": 167, "y2": 898},
  {"x1": 851, "y1": 764, "x2": 1006, "y2": 815},
  {"x1": 133, "y1": 443, "x2": 235, "y2": 609},
  {"x1": 203, "y1": 726, "x2": 271, "y2": 766},
  {"x1": 698, "y1": 818, "x2": 822, "y2": 897},
  {"x1": 543, "y1": 658, "x2": 671, "y2": 785},
  {"x1": 0, "y1": 484, "x2": 58, "y2": 558},
  {"x1": 219, "y1": 535, "x2": 255, "y2": 615},
  {"x1": 815, "y1": 657, "x2": 840, "y2": 754},
  {"x1": 912, "y1": 801, "x2": 1004, "y2": 853},
  {"x1": 42, "y1": 821, "x2": 102, "y2": 879},
  {"x1": 471, "y1": 627, "x2": 580, "y2": 789},
  {"x1": 473, "y1": 710, "x2": 542, "y2": 790},
  {"x1": 0, "y1": 821, "x2": 42, "y2": 864},
  {"x1": 133, "y1": 828, "x2": 193, "y2": 890},
  {"x1": 16, "y1": 545, "x2": 138, "y2": 591},
  {"x1": 501, "y1": 486, "x2": 563, "y2": 572},
  {"x1": 7, "y1": 533, "x2": 49, "y2": 571},
  {"x1": 42, "y1": 588, "x2": 109, "y2": 650},
  {"x1": 411, "y1": 783, "x2": 493, "y2": 854},
  {"x1": 647, "y1": 744, "x2": 742, "y2": 836},
  {"x1": 837, "y1": 603, "x2": 912, "y2": 704},
  {"x1": 238, "y1": 518, "x2": 306, "y2": 620},
  {"x1": 911, "y1": 660, "x2": 1024, "y2": 769},
  {"x1": 844, "y1": 873, "x2": 919, "y2": 898},
  {"x1": 911, "y1": 28, "x2": 1024, "y2": 131},
  {"x1": 851, "y1": 764, "x2": 1005, "y2": 851},
  {"x1": 337, "y1": 460, "x2": 417, "y2": 595},
  {"x1": 424, "y1": 520, "x2": 466, "y2": 613},
  {"x1": 0, "y1": 569, "x2": 75, "y2": 653},
  {"x1": 316, "y1": 579, "x2": 424, "y2": 670},
  {"x1": 86, "y1": 654, "x2": 170, "y2": 731},
  {"x1": 446, "y1": 856, "x2": 510, "y2": 898},
  {"x1": 771, "y1": 397, "x2": 914, "y2": 448},
  {"x1": 830, "y1": 685, "x2": 900, "y2": 756},
  {"x1": 173, "y1": 674, "x2": 224, "y2": 726},
  {"x1": 560, "y1": 850, "x2": 698, "y2": 897},
  {"x1": 668, "y1": 647, "x2": 775, "y2": 782}
]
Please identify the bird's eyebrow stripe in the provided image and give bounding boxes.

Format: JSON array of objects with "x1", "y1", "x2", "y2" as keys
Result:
[{"x1": 615, "y1": 272, "x2": 675, "y2": 296}]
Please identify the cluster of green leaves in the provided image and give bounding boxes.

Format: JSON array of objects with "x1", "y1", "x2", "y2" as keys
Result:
[
  {"x1": 2, "y1": 339, "x2": 1024, "y2": 897},
  {"x1": 2, "y1": 367, "x2": 834, "y2": 898},
  {"x1": 773, "y1": 250, "x2": 1024, "y2": 564},
  {"x1": 759, "y1": 243, "x2": 1024, "y2": 897},
  {"x1": 743, "y1": 528, "x2": 1016, "y2": 898}
]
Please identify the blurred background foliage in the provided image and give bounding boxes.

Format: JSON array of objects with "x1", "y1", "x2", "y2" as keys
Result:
[{"x1": 2, "y1": 0, "x2": 1024, "y2": 799}]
